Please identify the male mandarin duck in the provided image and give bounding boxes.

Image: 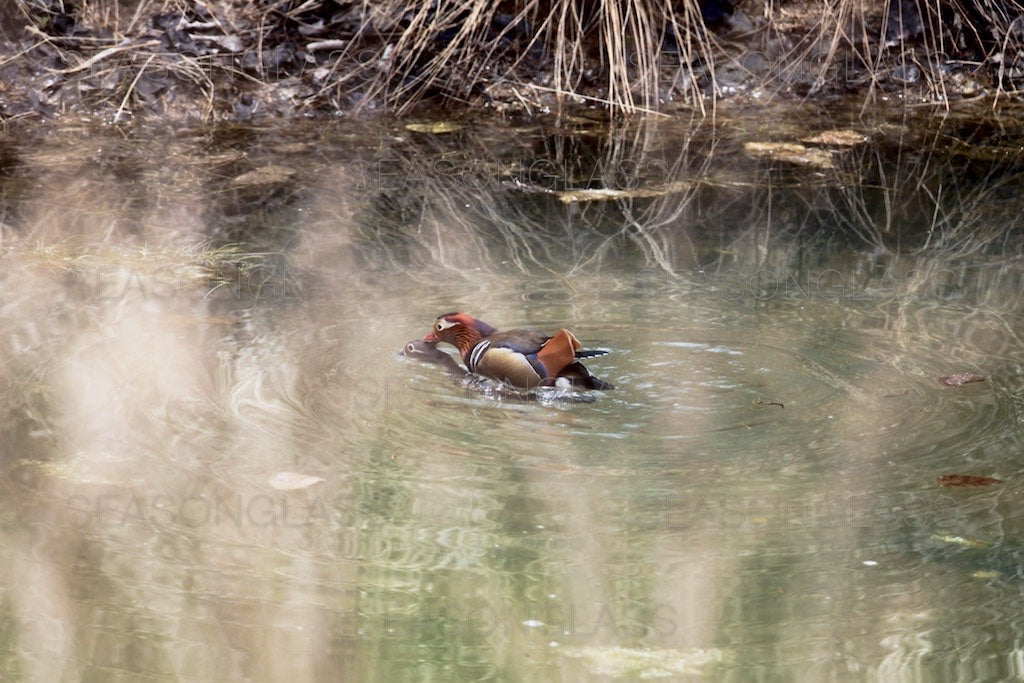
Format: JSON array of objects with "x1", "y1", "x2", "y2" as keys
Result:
[
  {"x1": 423, "y1": 312, "x2": 613, "y2": 390},
  {"x1": 401, "y1": 338, "x2": 600, "y2": 402}
]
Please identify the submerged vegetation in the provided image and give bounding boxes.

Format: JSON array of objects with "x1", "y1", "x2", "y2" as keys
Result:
[
  {"x1": 2, "y1": 106, "x2": 1022, "y2": 303},
  {"x1": 3, "y1": 0, "x2": 1024, "y2": 121}
]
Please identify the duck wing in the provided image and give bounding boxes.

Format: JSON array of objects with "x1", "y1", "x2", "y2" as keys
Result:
[
  {"x1": 465, "y1": 328, "x2": 544, "y2": 386},
  {"x1": 485, "y1": 328, "x2": 550, "y2": 354}
]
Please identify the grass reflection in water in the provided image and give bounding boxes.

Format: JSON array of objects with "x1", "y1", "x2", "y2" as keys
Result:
[{"x1": 0, "y1": 110, "x2": 1022, "y2": 681}]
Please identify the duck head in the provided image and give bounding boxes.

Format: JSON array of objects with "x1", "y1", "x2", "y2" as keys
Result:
[{"x1": 423, "y1": 312, "x2": 497, "y2": 352}]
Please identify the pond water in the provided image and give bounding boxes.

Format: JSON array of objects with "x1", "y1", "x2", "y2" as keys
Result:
[{"x1": 1, "y1": 105, "x2": 1024, "y2": 681}]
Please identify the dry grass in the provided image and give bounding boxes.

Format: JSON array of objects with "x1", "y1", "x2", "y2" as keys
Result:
[
  {"x1": 5, "y1": 1, "x2": 1024, "y2": 117},
  {"x1": 311, "y1": 0, "x2": 721, "y2": 113}
]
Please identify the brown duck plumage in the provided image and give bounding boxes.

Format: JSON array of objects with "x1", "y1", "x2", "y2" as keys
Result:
[{"x1": 423, "y1": 312, "x2": 613, "y2": 390}]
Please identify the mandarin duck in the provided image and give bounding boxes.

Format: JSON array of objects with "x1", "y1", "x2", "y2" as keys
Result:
[
  {"x1": 401, "y1": 338, "x2": 599, "y2": 402},
  {"x1": 423, "y1": 312, "x2": 613, "y2": 390},
  {"x1": 401, "y1": 339, "x2": 468, "y2": 378}
]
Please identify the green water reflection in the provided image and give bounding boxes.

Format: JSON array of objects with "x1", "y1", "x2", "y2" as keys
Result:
[{"x1": 1, "y1": 107, "x2": 1023, "y2": 681}]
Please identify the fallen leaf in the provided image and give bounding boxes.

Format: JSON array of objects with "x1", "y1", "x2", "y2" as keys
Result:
[
  {"x1": 743, "y1": 141, "x2": 835, "y2": 169},
  {"x1": 937, "y1": 474, "x2": 1002, "y2": 487},
  {"x1": 938, "y1": 373, "x2": 986, "y2": 387},
  {"x1": 755, "y1": 400, "x2": 784, "y2": 409},
  {"x1": 972, "y1": 570, "x2": 1001, "y2": 579},
  {"x1": 931, "y1": 534, "x2": 991, "y2": 549},
  {"x1": 207, "y1": 34, "x2": 243, "y2": 52},
  {"x1": 556, "y1": 181, "x2": 692, "y2": 203},
  {"x1": 306, "y1": 39, "x2": 347, "y2": 52},
  {"x1": 801, "y1": 130, "x2": 869, "y2": 146},
  {"x1": 405, "y1": 121, "x2": 463, "y2": 134},
  {"x1": 268, "y1": 472, "x2": 325, "y2": 491},
  {"x1": 230, "y1": 166, "x2": 296, "y2": 187}
]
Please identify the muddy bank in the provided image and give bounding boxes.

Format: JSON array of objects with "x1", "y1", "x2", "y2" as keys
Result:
[{"x1": 0, "y1": 1, "x2": 1017, "y2": 123}]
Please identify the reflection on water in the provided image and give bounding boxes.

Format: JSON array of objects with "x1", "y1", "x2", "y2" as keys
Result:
[{"x1": 1, "y1": 107, "x2": 1024, "y2": 680}]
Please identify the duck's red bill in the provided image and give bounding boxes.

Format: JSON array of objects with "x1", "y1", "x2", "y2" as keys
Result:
[{"x1": 423, "y1": 332, "x2": 438, "y2": 342}]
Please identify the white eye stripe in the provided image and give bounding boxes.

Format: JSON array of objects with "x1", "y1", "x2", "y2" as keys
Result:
[{"x1": 436, "y1": 318, "x2": 457, "y2": 331}]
